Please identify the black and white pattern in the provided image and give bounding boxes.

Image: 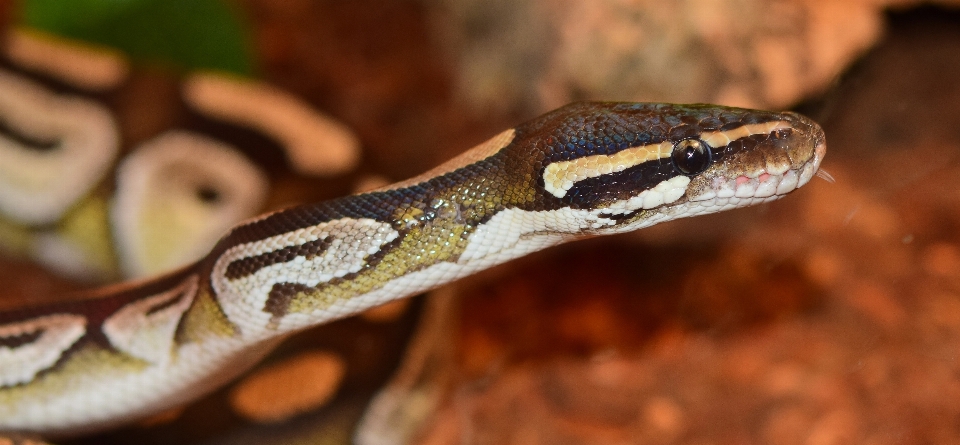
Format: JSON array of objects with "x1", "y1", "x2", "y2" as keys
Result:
[
  {"x1": 102, "y1": 275, "x2": 198, "y2": 365},
  {"x1": 212, "y1": 218, "x2": 400, "y2": 335},
  {"x1": 0, "y1": 314, "x2": 86, "y2": 387}
]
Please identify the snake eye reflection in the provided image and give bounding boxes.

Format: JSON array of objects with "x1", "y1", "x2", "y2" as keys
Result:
[{"x1": 671, "y1": 138, "x2": 711, "y2": 175}]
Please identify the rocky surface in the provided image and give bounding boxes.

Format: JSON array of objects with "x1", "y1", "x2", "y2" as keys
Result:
[{"x1": 429, "y1": 0, "x2": 960, "y2": 114}]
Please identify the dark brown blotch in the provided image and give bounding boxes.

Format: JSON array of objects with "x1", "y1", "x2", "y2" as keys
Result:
[
  {"x1": 264, "y1": 283, "x2": 313, "y2": 319},
  {"x1": 0, "y1": 329, "x2": 43, "y2": 349},
  {"x1": 224, "y1": 237, "x2": 333, "y2": 280}
]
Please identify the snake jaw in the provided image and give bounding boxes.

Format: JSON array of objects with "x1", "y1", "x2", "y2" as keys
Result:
[
  {"x1": 691, "y1": 159, "x2": 822, "y2": 206},
  {"x1": 697, "y1": 169, "x2": 799, "y2": 203},
  {"x1": 593, "y1": 110, "x2": 826, "y2": 234},
  {"x1": 571, "y1": 105, "x2": 827, "y2": 237},
  {"x1": 692, "y1": 110, "x2": 826, "y2": 203}
]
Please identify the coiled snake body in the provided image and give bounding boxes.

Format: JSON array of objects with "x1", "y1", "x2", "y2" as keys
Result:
[{"x1": 0, "y1": 102, "x2": 826, "y2": 436}]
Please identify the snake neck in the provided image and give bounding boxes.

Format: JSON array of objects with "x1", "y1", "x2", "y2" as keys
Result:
[{"x1": 0, "y1": 101, "x2": 825, "y2": 435}]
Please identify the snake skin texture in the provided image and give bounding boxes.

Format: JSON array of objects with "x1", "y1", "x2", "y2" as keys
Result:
[{"x1": 0, "y1": 102, "x2": 825, "y2": 437}]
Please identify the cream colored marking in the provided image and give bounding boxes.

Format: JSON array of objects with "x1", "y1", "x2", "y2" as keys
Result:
[
  {"x1": 275, "y1": 175, "x2": 694, "y2": 332},
  {"x1": 379, "y1": 129, "x2": 516, "y2": 192},
  {"x1": 102, "y1": 275, "x2": 198, "y2": 365},
  {"x1": 0, "y1": 314, "x2": 86, "y2": 387},
  {"x1": 543, "y1": 141, "x2": 672, "y2": 198},
  {"x1": 459, "y1": 207, "x2": 609, "y2": 264},
  {"x1": 460, "y1": 176, "x2": 690, "y2": 264},
  {"x1": 111, "y1": 131, "x2": 268, "y2": 277},
  {"x1": 776, "y1": 170, "x2": 800, "y2": 195},
  {"x1": 4, "y1": 28, "x2": 129, "y2": 91},
  {"x1": 212, "y1": 218, "x2": 399, "y2": 336},
  {"x1": 0, "y1": 330, "x2": 283, "y2": 435},
  {"x1": 275, "y1": 177, "x2": 690, "y2": 333},
  {"x1": 603, "y1": 175, "x2": 692, "y2": 212},
  {"x1": 275, "y1": 239, "x2": 564, "y2": 334},
  {"x1": 183, "y1": 72, "x2": 360, "y2": 176},
  {"x1": 799, "y1": 159, "x2": 817, "y2": 186},
  {"x1": 699, "y1": 121, "x2": 790, "y2": 149},
  {"x1": 0, "y1": 68, "x2": 119, "y2": 224},
  {"x1": 542, "y1": 120, "x2": 791, "y2": 198}
]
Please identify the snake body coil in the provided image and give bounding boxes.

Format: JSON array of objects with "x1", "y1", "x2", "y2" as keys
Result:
[{"x1": 0, "y1": 102, "x2": 825, "y2": 435}]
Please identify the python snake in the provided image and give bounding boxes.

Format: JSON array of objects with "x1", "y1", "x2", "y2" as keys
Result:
[{"x1": 0, "y1": 101, "x2": 825, "y2": 437}]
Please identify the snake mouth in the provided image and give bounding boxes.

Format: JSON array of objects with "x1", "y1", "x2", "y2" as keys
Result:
[
  {"x1": 694, "y1": 110, "x2": 826, "y2": 204},
  {"x1": 596, "y1": 116, "x2": 826, "y2": 229},
  {"x1": 703, "y1": 146, "x2": 825, "y2": 201}
]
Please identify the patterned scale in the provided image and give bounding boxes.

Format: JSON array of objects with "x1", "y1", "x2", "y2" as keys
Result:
[{"x1": 0, "y1": 100, "x2": 824, "y2": 440}]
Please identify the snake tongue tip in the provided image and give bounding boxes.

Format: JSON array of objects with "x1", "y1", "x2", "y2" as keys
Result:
[{"x1": 815, "y1": 168, "x2": 836, "y2": 184}]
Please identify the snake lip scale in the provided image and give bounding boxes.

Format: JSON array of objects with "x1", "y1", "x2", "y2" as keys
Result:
[{"x1": 0, "y1": 101, "x2": 825, "y2": 436}]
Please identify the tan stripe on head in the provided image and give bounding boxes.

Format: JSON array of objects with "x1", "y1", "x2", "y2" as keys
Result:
[
  {"x1": 542, "y1": 142, "x2": 673, "y2": 198},
  {"x1": 700, "y1": 121, "x2": 790, "y2": 148},
  {"x1": 542, "y1": 120, "x2": 792, "y2": 199}
]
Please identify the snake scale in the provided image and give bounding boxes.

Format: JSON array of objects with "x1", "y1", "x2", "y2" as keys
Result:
[{"x1": 0, "y1": 101, "x2": 825, "y2": 437}]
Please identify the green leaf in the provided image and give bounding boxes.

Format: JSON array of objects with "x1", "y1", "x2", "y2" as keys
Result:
[{"x1": 21, "y1": 0, "x2": 255, "y2": 76}]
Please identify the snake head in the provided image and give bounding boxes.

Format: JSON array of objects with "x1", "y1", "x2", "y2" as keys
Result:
[{"x1": 508, "y1": 102, "x2": 826, "y2": 233}]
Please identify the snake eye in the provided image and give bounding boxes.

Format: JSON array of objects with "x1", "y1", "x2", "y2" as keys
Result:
[{"x1": 671, "y1": 138, "x2": 712, "y2": 175}]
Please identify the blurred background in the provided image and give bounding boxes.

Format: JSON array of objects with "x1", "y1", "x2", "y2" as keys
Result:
[{"x1": 0, "y1": 0, "x2": 959, "y2": 444}]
